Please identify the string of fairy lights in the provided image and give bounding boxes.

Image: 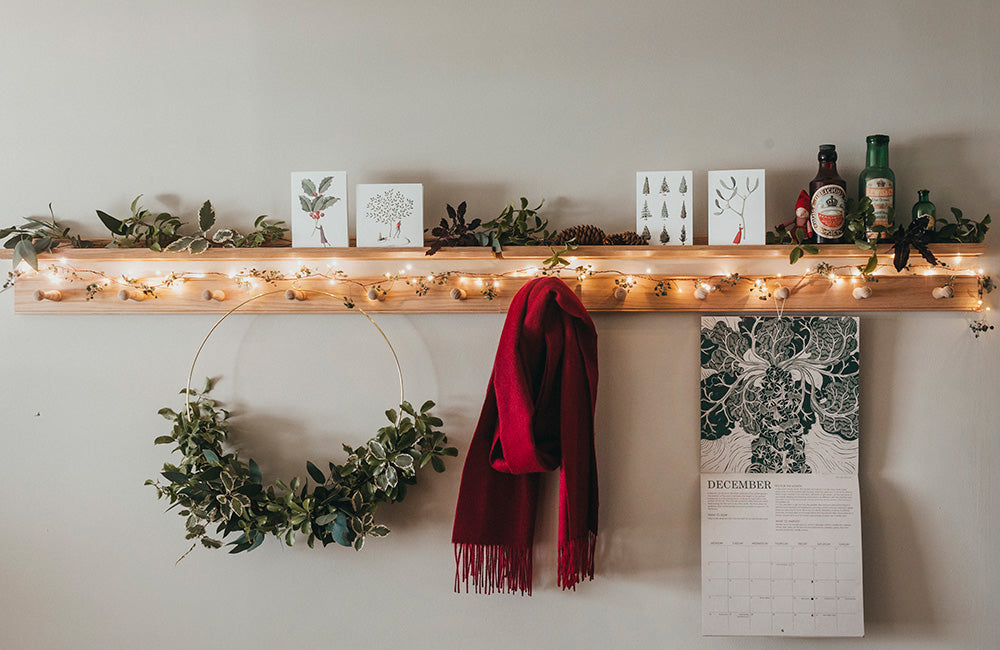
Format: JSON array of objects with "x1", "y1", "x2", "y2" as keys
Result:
[{"x1": 5, "y1": 252, "x2": 993, "y2": 322}]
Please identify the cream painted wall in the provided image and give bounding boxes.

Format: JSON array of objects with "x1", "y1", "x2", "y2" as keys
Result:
[{"x1": 2, "y1": 1, "x2": 998, "y2": 648}]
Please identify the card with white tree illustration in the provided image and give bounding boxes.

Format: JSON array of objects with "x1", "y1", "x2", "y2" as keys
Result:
[
  {"x1": 356, "y1": 184, "x2": 423, "y2": 247},
  {"x1": 700, "y1": 316, "x2": 860, "y2": 475},
  {"x1": 707, "y1": 169, "x2": 765, "y2": 245},
  {"x1": 637, "y1": 171, "x2": 692, "y2": 246},
  {"x1": 291, "y1": 172, "x2": 348, "y2": 247}
]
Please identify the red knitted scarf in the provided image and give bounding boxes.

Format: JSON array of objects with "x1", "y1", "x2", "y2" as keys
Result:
[{"x1": 452, "y1": 277, "x2": 599, "y2": 595}]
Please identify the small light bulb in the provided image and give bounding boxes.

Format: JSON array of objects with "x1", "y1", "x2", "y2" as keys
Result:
[
  {"x1": 492, "y1": 281, "x2": 499, "y2": 288},
  {"x1": 406, "y1": 264, "x2": 413, "y2": 271},
  {"x1": 385, "y1": 272, "x2": 392, "y2": 279},
  {"x1": 475, "y1": 278, "x2": 483, "y2": 286},
  {"x1": 426, "y1": 275, "x2": 434, "y2": 282}
]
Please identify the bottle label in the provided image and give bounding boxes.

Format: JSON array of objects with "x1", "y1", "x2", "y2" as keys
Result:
[
  {"x1": 811, "y1": 184, "x2": 847, "y2": 239},
  {"x1": 865, "y1": 178, "x2": 894, "y2": 230}
]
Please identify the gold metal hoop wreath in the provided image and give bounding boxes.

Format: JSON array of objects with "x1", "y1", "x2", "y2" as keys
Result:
[{"x1": 148, "y1": 289, "x2": 456, "y2": 557}]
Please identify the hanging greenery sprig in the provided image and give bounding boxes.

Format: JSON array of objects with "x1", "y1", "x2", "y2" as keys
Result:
[{"x1": 147, "y1": 378, "x2": 457, "y2": 558}]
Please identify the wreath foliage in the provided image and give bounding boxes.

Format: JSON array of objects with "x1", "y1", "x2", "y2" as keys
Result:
[{"x1": 147, "y1": 378, "x2": 457, "y2": 557}]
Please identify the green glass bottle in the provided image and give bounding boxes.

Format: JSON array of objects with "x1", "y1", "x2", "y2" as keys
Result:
[
  {"x1": 858, "y1": 134, "x2": 895, "y2": 239},
  {"x1": 912, "y1": 189, "x2": 935, "y2": 231}
]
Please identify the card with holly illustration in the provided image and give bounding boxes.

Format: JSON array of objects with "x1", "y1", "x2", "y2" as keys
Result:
[{"x1": 291, "y1": 172, "x2": 348, "y2": 247}]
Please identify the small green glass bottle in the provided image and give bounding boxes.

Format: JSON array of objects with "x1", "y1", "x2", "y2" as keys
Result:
[
  {"x1": 858, "y1": 134, "x2": 895, "y2": 239},
  {"x1": 912, "y1": 189, "x2": 935, "y2": 232}
]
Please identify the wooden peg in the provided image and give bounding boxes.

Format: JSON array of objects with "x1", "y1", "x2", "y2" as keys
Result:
[
  {"x1": 202, "y1": 289, "x2": 226, "y2": 302},
  {"x1": 693, "y1": 286, "x2": 709, "y2": 300},
  {"x1": 773, "y1": 286, "x2": 790, "y2": 300},
  {"x1": 449, "y1": 287, "x2": 467, "y2": 300},
  {"x1": 33, "y1": 289, "x2": 63, "y2": 302},
  {"x1": 613, "y1": 286, "x2": 628, "y2": 301},
  {"x1": 367, "y1": 287, "x2": 385, "y2": 302},
  {"x1": 932, "y1": 286, "x2": 954, "y2": 299},
  {"x1": 118, "y1": 289, "x2": 146, "y2": 301},
  {"x1": 285, "y1": 289, "x2": 307, "y2": 301},
  {"x1": 852, "y1": 286, "x2": 872, "y2": 300}
]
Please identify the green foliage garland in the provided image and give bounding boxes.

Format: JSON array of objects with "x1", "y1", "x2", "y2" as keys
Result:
[
  {"x1": 147, "y1": 378, "x2": 457, "y2": 557},
  {"x1": 769, "y1": 198, "x2": 991, "y2": 272}
]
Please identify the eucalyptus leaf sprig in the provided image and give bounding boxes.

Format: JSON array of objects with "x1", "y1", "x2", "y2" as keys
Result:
[
  {"x1": 147, "y1": 379, "x2": 457, "y2": 558},
  {"x1": 1, "y1": 203, "x2": 94, "y2": 270}
]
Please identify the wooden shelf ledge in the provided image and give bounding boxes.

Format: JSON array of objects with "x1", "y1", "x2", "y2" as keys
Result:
[
  {"x1": 12, "y1": 274, "x2": 983, "y2": 314},
  {"x1": 0, "y1": 242, "x2": 986, "y2": 262},
  {"x1": 4, "y1": 242, "x2": 987, "y2": 314}
]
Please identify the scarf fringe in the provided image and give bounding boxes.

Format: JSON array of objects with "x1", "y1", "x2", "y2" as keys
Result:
[
  {"x1": 454, "y1": 543, "x2": 533, "y2": 596},
  {"x1": 558, "y1": 531, "x2": 597, "y2": 590}
]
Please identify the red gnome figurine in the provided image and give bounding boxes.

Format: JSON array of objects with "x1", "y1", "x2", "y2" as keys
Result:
[
  {"x1": 777, "y1": 190, "x2": 814, "y2": 242},
  {"x1": 794, "y1": 190, "x2": 813, "y2": 240}
]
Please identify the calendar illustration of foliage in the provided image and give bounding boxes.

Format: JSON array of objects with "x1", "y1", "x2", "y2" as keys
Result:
[{"x1": 700, "y1": 317, "x2": 860, "y2": 475}]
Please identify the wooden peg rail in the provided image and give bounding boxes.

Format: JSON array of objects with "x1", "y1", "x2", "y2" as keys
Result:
[{"x1": 3, "y1": 243, "x2": 988, "y2": 314}]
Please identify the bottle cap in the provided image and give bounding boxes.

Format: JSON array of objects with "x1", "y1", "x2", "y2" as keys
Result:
[
  {"x1": 818, "y1": 144, "x2": 838, "y2": 162},
  {"x1": 866, "y1": 134, "x2": 890, "y2": 144}
]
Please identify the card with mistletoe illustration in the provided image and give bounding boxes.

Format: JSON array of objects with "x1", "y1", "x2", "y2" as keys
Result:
[
  {"x1": 707, "y1": 169, "x2": 766, "y2": 245},
  {"x1": 356, "y1": 184, "x2": 424, "y2": 247},
  {"x1": 636, "y1": 171, "x2": 692, "y2": 246},
  {"x1": 700, "y1": 316, "x2": 860, "y2": 475},
  {"x1": 291, "y1": 172, "x2": 348, "y2": 247}
]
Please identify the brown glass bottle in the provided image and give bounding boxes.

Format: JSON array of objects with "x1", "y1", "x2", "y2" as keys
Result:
[{"x1": 808, "y1": 144, "x2": 848, "y2": 244}]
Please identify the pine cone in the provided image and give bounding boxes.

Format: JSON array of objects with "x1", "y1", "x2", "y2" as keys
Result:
[
  {"x1": 603, "y1": 231, "x2": 648, "y2": 246},
  {"x1": 553, "y1": 224, "x2": 606, "y2": 246}
]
